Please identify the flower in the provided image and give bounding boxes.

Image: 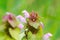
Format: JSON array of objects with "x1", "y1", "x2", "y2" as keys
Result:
[
  {"x1": 18, "y1": 24, "x2": 24, "y2": 29},
  {"x1": 2, "y1": 12, "x2": 11, "y2": 22},
  {"x1": 29, "y1": 11, "x2": 38, "y2": 22},
  {"x1": 16, "y1": 15, "x2": 27, "y2": 23},
  {"x1": 3, "y1": 12, "x2": 15, "y2": 21},
  {"x1": 43, "y1": 33, "x2": 52, "y2": 40},
  {"x1": 22, "y1": 10, "x2": 30, "y2": 18},
  {"x1": 6, "y1": 12, "x2": 14, "y2": 21}
]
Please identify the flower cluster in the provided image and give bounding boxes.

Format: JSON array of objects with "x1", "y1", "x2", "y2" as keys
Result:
[{"x1": 2, "y1": 10, "x2": 52, "y2": 40}]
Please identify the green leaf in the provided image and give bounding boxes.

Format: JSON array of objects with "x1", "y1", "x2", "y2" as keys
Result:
[
  {"x1": 29, "y1": 21, "x2": 40, "y2": 29},
  {"x1": 9, "y1": 28, "x2": 20, "y2": 40},
  {"x1": 9, "y1": 28, "x2": 25, "y2": 40},
  {"x1": 27, "y1": 30, "x2": 43, "y2": 40}
]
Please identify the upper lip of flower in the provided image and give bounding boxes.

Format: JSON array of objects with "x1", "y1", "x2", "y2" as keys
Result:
[
  {"x1": 3, "y1": 12, "x2": 14, "y2": 22},
  {"x1": 29, "y1": 12, "x2": 38, "y2": 22}
]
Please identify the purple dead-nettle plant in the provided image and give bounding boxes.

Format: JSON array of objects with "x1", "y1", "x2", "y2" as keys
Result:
[
  {"x1": 1, "y1": 10, "x2": 53, "y2": 40},
  {"x1": 43, "y1": 33, "x2": 52, "y2": 40}
]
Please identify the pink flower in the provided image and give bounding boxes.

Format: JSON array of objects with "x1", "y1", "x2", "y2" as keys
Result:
[
  {"x1": 3, "y1": 12, "x2": 14, "y2": 22},
  {"x1": 18, "y1": 24, "x2": 24, "y2": 29},
  {"x1": 16, "y1": 15, "x2": 27, "y2": 23},
  {"x1": 43, "y1": 33, "x2": 52, "y2": 40},
  {"x1": 22, "y1": 10, "x2": 30, "y2": 18}
]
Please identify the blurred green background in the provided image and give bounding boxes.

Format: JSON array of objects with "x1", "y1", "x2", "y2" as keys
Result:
[{"x1": 0, "y1": 0, "x2": 60, "y2": 40}]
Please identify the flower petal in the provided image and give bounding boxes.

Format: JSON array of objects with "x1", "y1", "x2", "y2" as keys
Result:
[
  {"x1": 43, "y1": 33, "x2": 52, "y2": 40},
  {"x1": 16, "y1": 15, "x2": 27, "y2": 23},
  {"x1": 22, "y1": 10, "x2": 30, "y2": 18},
  {"x1": 18, "y1": 24, "x2": 24, "y2": 29}
]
